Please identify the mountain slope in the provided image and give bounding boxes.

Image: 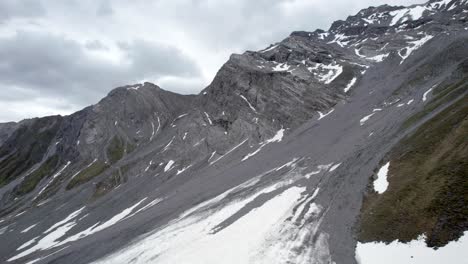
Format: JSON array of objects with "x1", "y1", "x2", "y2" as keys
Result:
[{"x1": 0, "y1": 0, "x2": 467, "y2": 263}]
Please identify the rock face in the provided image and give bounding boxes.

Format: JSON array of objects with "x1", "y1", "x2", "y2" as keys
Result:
[{"x1": 0, "y1": 0, "x2": 467, "y2": 263}]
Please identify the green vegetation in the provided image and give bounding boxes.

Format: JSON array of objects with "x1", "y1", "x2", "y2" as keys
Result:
[
  {"x1": 14, "y1": 155, "x2": 60, "y2": 196},
  {"x1": 92, "y1": 169, "x2": 123, "y2": 199},
  {"x1": 0, "y1": 116, "x2": 61, "y2": 187},
  {"x1": 107, "y1": 136, "x2": 125, "y2": 164},
  {"x1": 359, "y1": 95, "x2": 468, "y2": 248},
  {"x1": 66, "y1": 161, "x2": 109, "y2": 190},
  {"x1": 402, "y1": 77, "x2": 467, "y2": 129}
]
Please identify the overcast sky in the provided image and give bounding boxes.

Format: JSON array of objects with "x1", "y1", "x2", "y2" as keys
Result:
[{"x1": 0, "y1": 0, "x2": 424, "y2": 122}]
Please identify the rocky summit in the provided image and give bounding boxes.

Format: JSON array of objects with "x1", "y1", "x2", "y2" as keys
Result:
[{"x1": 0, "y1": 0, "x2": 467, "y2": 263}]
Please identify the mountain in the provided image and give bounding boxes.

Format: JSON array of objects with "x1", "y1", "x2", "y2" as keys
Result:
[{"x1": 0, "y1": 0, "x2": 467, "y2": 263}]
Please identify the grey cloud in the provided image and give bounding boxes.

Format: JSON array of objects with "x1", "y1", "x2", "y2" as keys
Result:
[
  {"x1": 0, "y1": 0, "x2": 46, "y2": 22},
  {"x1": 0, "y1": 30, "x2": 202, "y2": 109},
  {"x1": 85, "y1": 40, "x2": 109, "y2": 50},
  {"x1": 97, "y1": 0, "x2": 113, "y2": 16}
]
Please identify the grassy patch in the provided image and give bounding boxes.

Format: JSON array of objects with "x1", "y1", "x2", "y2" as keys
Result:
[
  {"x1": 107, "y1": 136, "x2": 125, "y2": 164},
  {"x1": 359, "y1": 95, "x2": 468, "y2": 247},
  {"x1": 66, "y1": 161, "x2": 109, "y2": 190},
  {"x1": 92, "y1": 169, "x2": 124, "y2": 199},
  {"x1": 401, "y1": 77, "x2": 467, "y2": 129},
  {"x1": 0, "y1": 117, "x2": 61, "y2": 187},
  {"x1": 14, "y1": 155, "x2": 60, "y2": 196}
]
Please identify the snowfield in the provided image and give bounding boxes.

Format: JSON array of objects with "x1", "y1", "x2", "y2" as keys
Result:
[{"x1": 356, "y1": 232, "x2": 468, "y2": 264}]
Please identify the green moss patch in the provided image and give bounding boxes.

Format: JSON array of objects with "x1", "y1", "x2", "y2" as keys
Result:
[
  {"x1": 359, "y1": 95, "x2": 468, "y2": 248},
  {"x1": 14, "y1": 155, "x2": 60, "y2": 196},
  {"x1": 107, "y1": 136, "x2": 125, "y2": 164},
  {"x1": 66, "y1": 161, "x2": 109, "y2": 190}
]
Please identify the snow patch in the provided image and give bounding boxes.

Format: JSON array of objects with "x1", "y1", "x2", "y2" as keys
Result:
[
  {"x1": 210, "y1": 139, "x2": 248, "y2": 165},
  {"x1": 239, "y1": 94, "x2": 257, "y2": 113},
  {"x1": 344, "y1": 77, "x2": 357, "y2": 93},
  {"x1": 92, "y1": 183, "x2": 332, "y2": 264},
  {"x1": 318, "y1": 109, "x2": 334, "y2": 120},
  {"x1": 356, "y1": 232, "x2": 468, "y2": 264},
  {"x1": 242, "y1": 129, "x2": 285, "y2": 161},
  {"x1": 261, "y1": 44, "x2": 278, "y2": 53},
  {"x1": 422, "y1": 86, "x2": 435, "y2": 102},
  {"x1": 399, "y1": 35, "x2": 433, "y2": 64},
  {"x1": 21, "y1": 224, "x2": 37, "y2": 233},
  {"x1": 360, "y1": 113, "x2": 375, "y2": 126},
  {"x1": 204, "y1": 112, "x2": 213, "y2": 125},
  {"x1": 373, "y1": 162, "x2": 390, "y2": 194},
  {"x1": 164, "y1": 160, "x2": 175, "y2": 172}
]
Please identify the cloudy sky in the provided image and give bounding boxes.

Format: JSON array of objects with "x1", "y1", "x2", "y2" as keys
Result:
[{"x1": 0, "y1": 0, "x2": 424, "y2": 122}]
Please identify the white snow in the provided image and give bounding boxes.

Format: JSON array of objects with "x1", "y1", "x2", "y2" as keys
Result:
[
  {"x1": 155, "y1": 115, "x2": 161, "y2": 135},
  {"x1": 399, "y1": 35, "x2": 433, "y2": 64},
  {"x1": 20, "y1": 224, "x2": 37, "y2": 233},
  {"x1": 9, "y1": 207, "x2": 86, "y2": 261},
  {"x1": 373, "y1": 162, "x2": 390, "y2": 194},
  {"x1": 242, "y1": 129, "x2": 285, "y2": 161},
  {"x1": 360, "y1": 113, "x2": 375, "y2": 126},
  {"x1": 210, "y1": 139, "x2": 248, "y2": 165},
  {"x1": 0, "y1": 226, "x2": 8, "y2": 235},
  {"x1": 356, "y1": 232, "x2": 468, "y2": 264},
  {"x1": 44, "y1": 207, "x2": 85, "y2": 234},
  {"x1": 397, "y1": 103, "x2": 405, "y2": 107},
  {"x1": 177, "y1": 165, "x2": 192, "y2": 175},
  {"x1": 70, "y1": 159, "x2": 97, "y2": 180},
  {"x1": 242, "y1": 147, "x2": 263, "y2": 161},
  {"x1": 356, "y1": 48, "x2": 389, "y2": 62},
  {"x1": 422, "y1": 86, "x2": 434, "y2": 102},
  {"x1": 182, "y1": 132, "x2": 188, "y2": 140},
  {"x1": 329, "y1": 163, "x2": 341, "y2": 172},
  {"x1": 35, "y1": 161, "x2": 71, "y2": 200},
  {"x1": 22, "y1": 246, "x2": 69, "y2": 264},
  {"x1": 266, "y1": 128, "x2": 285, "y2": 143},
  {"x1": 303, "y1": 163, "x2": 333, "y2": 179},
  {"x1": 261, "y1": 44, "x2": 278, "y2": 53},
  {"x1": 318, "y1": 109, "x2": 334, "y2": 120},
  {"x1": 150, "y1": 122, "x2": 155, "y2": 141},
  {"x1": 316, "y1": 63, "x2": 343, "y2": 84},
  {"x1": 344, "y1": 77, "x2": 357, "y2": 93},
  {"x1": 272, "y1": 63, "x2": 291, "y2": 72},
  {"x1": 125, "y1": 198, "x2": 164, "y2": 219},
  {"x1": 208, "y1": 151, "x2": 216, "y2": 162},
  {"x1": 389, "y1": 5, "x2": 427, "y2": 26},
  {"x1": 368, "y1": 53, "x2": 389, "y2": 62},
  {"x1": 92, "y1": 182, "x2": 332, "y2": 264},
  {"x1": 193, "y1": 138, "x2": 205, "y2": 147},
  {"x1": 144, "y1": 161, "x2": 153, "y2": 172},
  {"x1": 428, "y1": 0, "x2": 453, "y2": 10},
  {"x1": 17, "y1": 236, "x2": 39, "y2": 250},
  {"x1": 390, "y1": 8, "x2": 410, "y2": 26},
  {"x1": 318, "y1": 32, "x2": 329, "y2": 40},
  {"x1": 239, "y1": 94, "x2": 257, "y2": 113},
  {"x1": 164, "y1": 160, "x2": 175, "y2": 172},
  {"x1": 204, "y1": 112, "x2": 213, "y2": 125},
  {"x1": 162, "y1": 136, "x2": 175, "y2": 152},
  {"x1": 328, "y1": 33, "x2": 349, "y2": 47},
  {"x1": 54, "y1": 198, "x2": 148, "y2": 249},
  {"x1": 127, "y1": 84, "x2": 141, "y2": 90},
  {"x1": 407, "y1": 99, "x2": 414, "y2": 105}
]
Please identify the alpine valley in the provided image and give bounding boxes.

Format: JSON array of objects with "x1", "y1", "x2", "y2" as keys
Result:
[{"x1": 0, "y1": 0, "x2": 467, "y2": 263}]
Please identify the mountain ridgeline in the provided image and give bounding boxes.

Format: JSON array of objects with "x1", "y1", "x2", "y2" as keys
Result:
[{"x1": 0, "y1": 0, "x2": 467, "y2": 263}]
